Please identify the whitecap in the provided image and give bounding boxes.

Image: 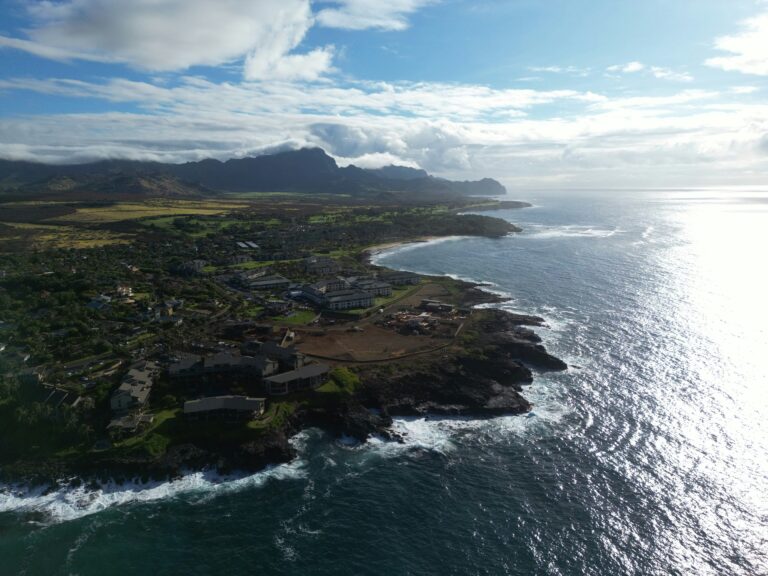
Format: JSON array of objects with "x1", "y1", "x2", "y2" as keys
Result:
[
  {"x1": 523, "y1": 225, "x2": 620, "y2": 240},
  {"x1": 0, "y1": 432, "x2": 315, "y2": 524}
]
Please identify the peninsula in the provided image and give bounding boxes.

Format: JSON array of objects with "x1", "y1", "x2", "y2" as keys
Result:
[{"x1": 0, "y1": 148, "x2": 565, "y2": 485}]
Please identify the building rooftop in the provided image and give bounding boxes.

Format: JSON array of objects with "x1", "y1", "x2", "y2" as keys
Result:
[
  {"x1": 249, "y1": 274, "x2": 290, "y2": 287},
  {"x1": 184, "y1": 395, "x2": 266, "y2": 414},
  {"x1": 325, "y1": 290, "x2": 374, "y2": 303},
  {"x1": 264, "y1": 363, "x2": 330, "y2": 384}
]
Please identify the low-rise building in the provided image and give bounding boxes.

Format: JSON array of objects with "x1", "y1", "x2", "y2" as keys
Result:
[
  {"x1": 168, "y1": 355, "x2": 203, "y2": 387},
  {"x1": 249, "y1": 275, "x2": 291, "y2": 291},
  {"x1": 259, "y1": 341, "x2": 306, "y2": 371},
  {"x1": 378, "y1": 271, "x2": 420, "y2": 286},
  {"x1": 304, "y1": 256, "x2": 338, "y2": 276},
  {"x1": 264, "y1": 363, "x2": 330, "y2": 395},
  {"x1": 110, "y1": 361, "x2": 158, "y2": 412},
  {"x1": 299, "y1": 286, "x2": 375, "y2": 310},
  {"x1": 354, "y1": 279, "x2": 392, "y2": 297},
  {"x1": 311, "y1": 278, "x2": 348, "y2": 293},
  {"x1": 325, "y1": 290, "x2": 374, "y2": 311},
  {"x1": 183, "y1": 395, "x2": 266, "y2": 421},
  {"x1": 87, "y1": 294, "x2": 112, "y2": 311},
  {"x1": 168, "y1": 351, "x2": 278, "y2": 388}
]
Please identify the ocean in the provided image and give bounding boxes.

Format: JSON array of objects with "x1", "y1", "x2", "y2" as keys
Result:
[{"x1": 1, "y1": 190, "x2": 766, "y2": 575}]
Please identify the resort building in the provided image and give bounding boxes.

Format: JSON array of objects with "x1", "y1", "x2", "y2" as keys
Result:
[
  {"x1": 303, "y1": 256, "x2": 338, "y2": 276},
  {"x1": 168, "y1": 352, "x2": 278, "y2": 388},
  {"x1": 325, "y1": 290, "x2": 374, "y2": 311},
  {"x1": 353, "y1": 278, "x2": 392, "y2": 297},
  {"x1": 248, "y1": 274, "x2": 291, "y2": 291},
  {"x1": 183, "y1": 395, "x2": 266, "y2": 422},
  {"x1": 378, "y1": 271, "x2": 420, "y2": 286},
  {"x1": 264, "y1": 363, "x2": 330, "y2": 395},
  {"x1": 299, "y1": 285, "x2": 375, "y2": 310}
]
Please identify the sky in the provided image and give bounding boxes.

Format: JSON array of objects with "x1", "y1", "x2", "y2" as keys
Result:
[{"x1": 0, "y1": 0, "x2": 767, "y2": 189}]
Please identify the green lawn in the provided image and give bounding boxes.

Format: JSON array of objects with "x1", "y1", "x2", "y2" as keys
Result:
[{"x1": 271, "y1": 310, "x2": 317, "y2": 325}]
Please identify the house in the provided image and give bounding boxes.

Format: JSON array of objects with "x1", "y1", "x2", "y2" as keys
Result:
[
  {"x1": 110, "y1": 361, "x2": 158, "y2": 412},
  {"x1": 303, "y1": 256, "x2": 338, "y2": 276},
  {"x1": 378, "y1": 271, "x2": 420, "y2": 286},
  {"x1": 264, "y1": 363, "x2": 330, "y2": 395},
  {"x1": 183, "y1": 395, "x2": 266, "y2": 421},
  {"x1": 116, "y1": 285, "x2": 133, "y2": 298},
  {"x1": 248, "y1": 275, "x2": 291, "y2": 291},
  {"x1": 87, "y1": 294, "x2": 112, "y2": 311}
]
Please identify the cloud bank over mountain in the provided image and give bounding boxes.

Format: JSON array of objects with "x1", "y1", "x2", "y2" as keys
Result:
[{"x1": 0, "y1": 0, "x2": 766, "y2": 188}]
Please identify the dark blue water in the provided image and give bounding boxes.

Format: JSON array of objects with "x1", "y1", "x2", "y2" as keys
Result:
[{"x1": 2, "y1": 190, "x2": 766, "y2": 575}]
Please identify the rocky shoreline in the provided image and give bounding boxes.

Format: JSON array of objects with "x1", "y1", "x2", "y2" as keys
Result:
[
  {"x1": 0, "y1": 304, "x2": 566, "y2": 489},
  {"x1": 1, "y1": 233, "x2": 567, "y2": 489}
]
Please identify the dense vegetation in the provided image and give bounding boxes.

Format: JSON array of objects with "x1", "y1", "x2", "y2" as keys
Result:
[{"x1": 0, "y1": 193, "x2": 521, "y2": 476}]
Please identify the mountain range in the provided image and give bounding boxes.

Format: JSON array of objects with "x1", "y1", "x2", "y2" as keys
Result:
[{"x1": 0, "y1": 148, "x2": 506, "y2": 200}]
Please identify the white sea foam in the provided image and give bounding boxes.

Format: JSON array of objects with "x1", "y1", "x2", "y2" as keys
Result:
[
  {"x1": 0, "y1": 432, "x2": 313, "y2": 524},
  {"x1": 369, "y1": 236, "x2": 468, "y2": 265},
  {"x1": 362, "y1": 399, "x2": 569, "y2": 460},
  {"x1": 523, "y1": 225, "x2": 619, "y2": 240}
]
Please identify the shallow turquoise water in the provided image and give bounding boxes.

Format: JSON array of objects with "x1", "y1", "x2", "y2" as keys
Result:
[{"x1": 2, "y1": 190, "x2": 766, "y2": 575}]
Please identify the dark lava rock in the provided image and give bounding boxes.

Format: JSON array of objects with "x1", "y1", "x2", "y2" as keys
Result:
[
  {"x1": 496, "y1": 333, "x2": 567, "y2": 371},
  {"x1": 300, "y1": 401, "x2": 393, "y2": 442},
  {"x1": 458, "y1": 355, "x2": 534, "y2": 388}
]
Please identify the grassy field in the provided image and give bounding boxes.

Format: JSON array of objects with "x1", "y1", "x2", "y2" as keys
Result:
[
  {"x1": 49, "y1": 199, "x2": 248, "y2": 224},
  {"x1": 271, "y1": 310, "x2": 318, "y2": 325},
  {"x1": 0, "y1": 221, "x2": 130, "y2": 250},
  {"x1": 0, "y1": 198, "x2": 251, "y2": 251}
]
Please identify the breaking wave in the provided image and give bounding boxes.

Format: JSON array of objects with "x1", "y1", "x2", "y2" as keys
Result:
[
  {"x1": 0, "y1": 432, "x2": 313, "y2": 525},
  {"x1": 522, "y1": 225, "x2": 619, "y2": 240}
]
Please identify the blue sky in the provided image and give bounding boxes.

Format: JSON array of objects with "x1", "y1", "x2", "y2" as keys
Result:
[{"x1": 0, "y1": 0, "x2": 767, "y2": 188}]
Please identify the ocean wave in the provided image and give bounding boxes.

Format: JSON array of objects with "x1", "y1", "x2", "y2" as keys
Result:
[
  {"x1": 0, "y1": 431, "x2": 314, "y2": 525},
  {"x1": 523, "y1": 225, "x2": 620, "y2": 240},
  {"x1": 363, "y1": 406, "x2": 569, "y2": 459},
  {"x1": 368, "y1": 236, "x2": 469, "y2": 265}
]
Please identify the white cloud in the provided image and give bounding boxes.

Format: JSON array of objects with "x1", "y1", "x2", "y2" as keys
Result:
[
  {"x1": 731, "y1": 85, "x2": 759, "y2": 94},
  {"x1": 0, "y1": 0, "x2": 336, "y2": 81},
  {"x1": 528, "y1": 65, "x2": 591, "y2": 77},
  {"x1": 315, "y1": 0, "x2": 436, "y2": 31},
  {"x1": 706, "y1": 12, "x2": 768, "y2": 75},
  {"x1": 606, "y1": 62, "x2": 693, "y2": 82},
  {"x1": 650, "y1": 66, "x2": 694, "y2": 82},
  {"x1": 0, "y1": 76, "x2": 766, "y2": 188},
  {"x1": 607, "y1": 61, "x2": 645, "y2": 73}
]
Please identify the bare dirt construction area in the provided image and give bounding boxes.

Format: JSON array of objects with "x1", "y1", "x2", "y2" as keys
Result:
[
  {"x1": 294, "y1": 282, "x2": 464, "y2": 362},
  {"x1": 294, "y1": 324, "x2": 445, "y2": 362}
]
